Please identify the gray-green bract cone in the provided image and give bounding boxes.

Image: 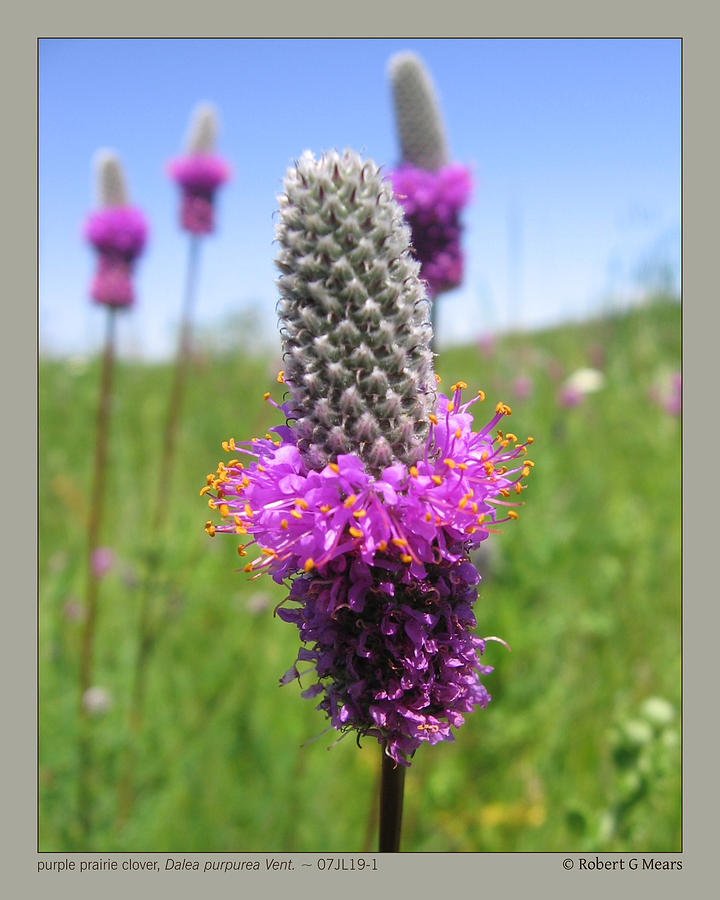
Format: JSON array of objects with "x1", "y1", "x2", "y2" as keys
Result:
[
  {"x1": 275, "y1": 149, "x2": 436, "y2": 473},
  {"x1": 389, "y1": 51, "x2": 449, "y2": 171}
]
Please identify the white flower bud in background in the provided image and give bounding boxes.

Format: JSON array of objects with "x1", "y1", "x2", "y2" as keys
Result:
[
  {"x1": 388, "y1": 51, "x2": 449, "y2": 171},
  {"x1": 94, "y1": 149, "x2": 128, "y2": 207},
  {"x1": 82, "y1": 686, "x2": 112, "y2": 717},
  {"x1": 185, "y1": 102, "x2": 219, "y2": 155}
]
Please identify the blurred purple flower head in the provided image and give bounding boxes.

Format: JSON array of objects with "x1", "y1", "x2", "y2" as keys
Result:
[
  {"x1": 168, "y1": 104, "x2": 230, "y2": 235},
  {"x1": 386, "y1": 163, "x2": 473, "y2": 297},
  {"x1": 84, "y1": 151, "x2": 148, "y2": 308},
  {"x1": 63, "y1": 598, "x2": 85, "y2": 622},
  {"x1": 91, "y1": 546, "x2": 115, "y2": 579},
  {"x1": 558, "y1": 383, "x2": 584, "y2": 408},
  {"x1": 664, "y1": 372, "x2": 681, "y2": 415}
]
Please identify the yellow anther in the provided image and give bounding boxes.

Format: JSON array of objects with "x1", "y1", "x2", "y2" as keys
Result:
[
  {"x1": 495, "y1": 402, "x2": 512, "y2": 416},
  {"x1": 508, "y1": 510, "x2": 519, "y2": 520},
  {"x1": 378, "y1": 540, "x2": 388, "y2": 551},
  {"x1": 425, "y1": 512, "x2": 432, "y2": 522},
  {"x1": 329, "y1": 462, "x2": 339, "y2": 473},
  {"x1": 428, "y1": 414, "x2": 438, "y2": 425},
  {"x1": 349, "y1": 527, "x2": 363, "y2": 538},
  {"x1": 431, "y1": 475, "x2": 443, "y2": 486},
  {"x1": 208, "y1": 499, "x2": 216, "y2": 509},
  {"x1": 294, "y1": 498, "x2": 309, "y2": 509},
  {"x1": 455, "y1": 427, "x2": 462, "y2": 439},
  {"x1": 265, "y1": 433, "x2": 272, "y2": 440},
  {"x1": 237, "y1": 545, "x2": 246, "y2": 556},
  {"x1": 515, "y1": 483, "x2": 523, "y2": 495},
  {"x1": 471, "y1": 502, "x2": 478, "y2": 514},
  {"x1": 465, "y1": 526, "x2": 477, "y2": 535},
  {"x1": 505, "y1": 433, "x2": 517, "y2": 442},
  {"x1": 498, "y1": 466, "x2": 508, "y2": 474},
  {"x1": 458, "y1": 497, "x2": 469, "y2": 510},
  {"x1": 527, "y1": 436, "x2": 534, "y2": 444},
  {"x1": 277, "y1": 370, "x2": 285, "y2": 383},
  {"x1": 219, "y1": 503, "x2": 230, "y2": 518},
  {"x1": 443, "y1": 458, "x2": 456, "y2": 469},
  {"x1": 456, "y1": 381, "x2": 467, "y2": 390},
  {"x1": 304, "y1": 558, "x2": 315, "y2": 572},
  {"x1": 320, "y1": 504, "x2": 331, "y2": 513},
  {"x1": 227, "y1": 459, "x2": 241, "y2": 468},
  {"x1": 524, "y1": 460, "x2": 535, "y2": 467},
  {"x1": 400, "y1": 554, "x2": 412, "y2": 564},
  {"x1": 522, "y1": 467, "x2": 531, "y2": 478},
  {"x1": 281, "y1": 519, "x2": 288, "y2": 530},
  {"x1": 206, "y1": 473, "x2": 214, "y2": 485},
  {"x1": 353, "y1": 509, "x2": 366, "y2": 519},
  {"x1": 235, "y1": 485, "x2": 244, "y2": 495},
  {"x1": 484, "y1": 462, "x2": 495, "y2": 476},
  {"x1": 261, "y1": 547, "x2": 276, "y2": 557},
  {"x1": 221, "y1": 441, "x2": 229, "y2": 452},
  {"x1": 477, "y1": 390, "x2": 486, "y2": 401},
  {"x1": 235, "y1": 524, "x2": 246, "y2": 534},
  {"x1": 291, "y1": 509, "x2": 303, "y2": 520},
  {"x1": 263, "y1": 392, "x2": 270, "y2": 400},
  {"x1": 204, "y1": 521, "x2": 216, "y2": 537},
  {"x1": 499, "y1": 489, "x2": 509, "y2": 498},
  {"x1": 344, "y1": 494, "x2": 357, "y2": 508},
  {"x1": 496, "y1": 430, "x2": 503, "y2": 440},
  {"x1": 501, "y1": 440, "x2": 509, "y2": 449},
  {"x1": 243, "y1": 563, "x2": 254, "y2": 573},
  {"x1": 200, "y1": 485, "x2": 211, "y2": 496},
  {"x1": 435, "y1": 374, "x2": 442, "y2": 384},
  {"x1": 447, "y1": 402, "x2": 454, "y2": 413},
  {"x1": 458, "y1": 462, "x2": 467, "y2": 470},
  {"x1": 391, "y1": 537, "x2": 408, "y2": 548},
  {"x1": 244, "y1": 503, "x2": 254, "y2": 518},
  {"x1": 481, "y1": 450, "x2": 489, "y2": 461},
  {"x1": 257, "y1": 464, "x2": 266, "y2": 473},
  {"x1": 242, "y1": 476, "x2": 250, "y2": 487},
  {"x1": 409, "y1": 466, "x2": 419, "y2": 477},
  {"x1": 477, "y1": 514, "x2": 485, "y2": 524}
]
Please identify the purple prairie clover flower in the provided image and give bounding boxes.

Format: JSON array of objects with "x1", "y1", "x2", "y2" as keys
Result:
[
  {"x1": 84, "y1": 151, "x2": 148, "y2": 308},
  {"x1": 203, "y1": 384, "x2": 533, "y2": 586},
  {"x1": 84, "y1": 190, "x2": 148, "y2": 308},
  {"x1": 202, "y1": 150, "x2": 533, "y2": 764},
  {"x1": 386, "y1": 163, "x2": 473, "y2": 297},
  {"x1": 168, "y1": 103, "x2": 231, "y2": 235},
  {"x1": 386, "y1": 52, "x2": 472, "y2": 298},
  {"x1": 277, "y1": 558, "x2": 496, "y2": 766}
]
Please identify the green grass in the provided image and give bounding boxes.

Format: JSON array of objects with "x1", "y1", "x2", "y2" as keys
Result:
[{"x1": 39, "y1": 296, "x2": 681, "y2": 852}]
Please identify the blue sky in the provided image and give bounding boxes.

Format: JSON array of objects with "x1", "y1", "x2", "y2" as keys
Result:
[{"x1": 39, "y1": 38, "x2": 681, "y2": 359}]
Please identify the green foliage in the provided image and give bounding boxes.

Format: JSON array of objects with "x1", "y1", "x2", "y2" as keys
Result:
[{"x1": 39, "y1": 297, "x2": 681, "y2": 852}]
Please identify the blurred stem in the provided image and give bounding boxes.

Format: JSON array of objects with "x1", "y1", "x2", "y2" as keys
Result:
[
  {"x1": 117, "y1": 235, "x2": 202, "y2": 826},
  {"x1": 362, "y1": 760, "x2": 381, "y2": 851},
  {"x1": 77, "y1": 306, "x2": 118, "y2": 840},
  {"x1": 378, "y1": 750, "x2": 405, "y2": 852}
]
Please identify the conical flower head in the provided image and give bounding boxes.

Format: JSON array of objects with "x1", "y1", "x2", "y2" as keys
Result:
[
  {"x1": 185, "y1": 102, "x2": 219, "y2": 154},
  {"x1": 389, "y1": 51, "x2": 449, "y2": 171},
  {"x1": 275, "y1": 149, "x2": 436, "y2": 472},
  {"x1": 94, "y1": 149, "x2": 128, "y2": 207}
]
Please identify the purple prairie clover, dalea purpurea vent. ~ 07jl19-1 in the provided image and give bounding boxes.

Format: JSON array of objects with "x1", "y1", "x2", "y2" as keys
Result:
[
  {"x1": 201, "y1": 150, "x2": 534, "y2": 766},
  {"x1": 84, "y1": 151, "x2": 148, "y2": 308},
  {"x1": 385, "y1": 52, "x2": 472, "y2": 299},
  {"x1": 168, "y1": 103, "x2": 231, "y2": 235}
]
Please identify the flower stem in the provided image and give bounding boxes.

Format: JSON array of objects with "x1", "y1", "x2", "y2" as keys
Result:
[
  {"x1": 77, "y1": 305, "x2": 117, "y2": 839},
  {"x1": 378, "y1": 750, "x2": 405, "y2": 852},
  {"x1": 117, "y1": 234, "x2": 202, "y2": 826}
]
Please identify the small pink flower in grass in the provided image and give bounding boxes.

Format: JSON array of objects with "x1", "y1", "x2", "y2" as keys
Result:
[
  {"x1": 91, "y1": 547, "x2": 115, "y2": 578},
  {"x1": 168, "y1": 103, "x2": 231, "y2": 235},
  {"x1": 558, "y1": 367, "x2": 604, "y2": 408},
  {"x1": 513, "y1": 375, "x2": 532, "y2": 400},
  {"x1": 558, "y1": 383, "x2": 583, "y2": 408},
  {"x1": 477, "y1": 332, "x2": 496, "y2": 357},
  {"x1": 84, "y1": 151, "x2": 148, "y2": 308}
]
